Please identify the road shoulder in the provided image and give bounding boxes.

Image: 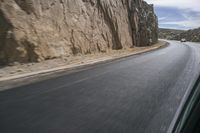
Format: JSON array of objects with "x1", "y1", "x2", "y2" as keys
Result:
[{"x1": 0, "y1": 41, "x2": 168, "y2": 91}]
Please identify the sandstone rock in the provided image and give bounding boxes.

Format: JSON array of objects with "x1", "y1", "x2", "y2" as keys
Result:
[{"x1": 0, "y1": 0, "x2": 158, "y2": 65}]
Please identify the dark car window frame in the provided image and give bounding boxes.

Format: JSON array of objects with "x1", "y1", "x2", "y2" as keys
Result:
[{"x1": 172, "y1": 76, "x2": 200, "y2": 133}]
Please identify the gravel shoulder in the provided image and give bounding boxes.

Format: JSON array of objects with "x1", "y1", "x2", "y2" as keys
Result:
[{"x1": 0, "y1": 41, "x2": 166, "y2": 88}]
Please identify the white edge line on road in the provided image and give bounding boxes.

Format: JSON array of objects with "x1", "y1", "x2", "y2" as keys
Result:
[{"x1": 0, "y1": 44, "x2": 167, "y2": 82}]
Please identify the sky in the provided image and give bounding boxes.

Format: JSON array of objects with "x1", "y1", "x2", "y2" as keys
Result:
[{"x1": 145, "y1": 0, "x2": 200, "y2": 30}]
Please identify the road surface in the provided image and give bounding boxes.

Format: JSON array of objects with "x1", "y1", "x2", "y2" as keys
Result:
[{"x1": 0, "y1": 41, "x2": 200, "y2": 133}]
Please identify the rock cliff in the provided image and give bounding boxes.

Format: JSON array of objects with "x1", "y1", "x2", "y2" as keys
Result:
[{"x1": 0, "y1": 0, "x2": 158, "y2": 65}]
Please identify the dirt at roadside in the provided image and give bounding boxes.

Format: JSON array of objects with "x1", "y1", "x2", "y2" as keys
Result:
[{"x1": 0, "y1": 41, "x2": 165, "y2": 81}]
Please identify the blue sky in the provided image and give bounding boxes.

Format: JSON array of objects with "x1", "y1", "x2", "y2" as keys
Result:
[{"x1": 145, "y1": 0, "x2": 200, "y2": 30}]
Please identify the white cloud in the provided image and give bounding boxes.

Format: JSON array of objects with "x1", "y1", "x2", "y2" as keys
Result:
[
  {"x1": 160, "y1": 20, "x2": 200, "y2": 29},
  {"x1": 159, "y1": 11, "x2": 200, "y2": 29},
  {"x1": 145, "y1": 0, "x2": 200, "y2": 12},
  {"x1": 145, "y1": 0, "x2": 200, "y2": 29},
  {"x1": 158, "y1": 17, "x2": 167, "y2": 21}
]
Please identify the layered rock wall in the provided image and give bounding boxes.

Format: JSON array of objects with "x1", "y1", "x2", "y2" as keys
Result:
[{"x1": 0, "y1": 0, "x2": 158, "y2": 65}]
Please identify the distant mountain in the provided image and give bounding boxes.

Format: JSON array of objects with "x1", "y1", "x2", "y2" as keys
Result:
[
  {"x1": 159, "y1": 28, "x2": 184, "y2": 40},
  {"x1": 171, "y1": 27, "x2": 200, "y2": 42},
  {"x1": 159, "y1": 28, "x2": 200, "y2": 42}
]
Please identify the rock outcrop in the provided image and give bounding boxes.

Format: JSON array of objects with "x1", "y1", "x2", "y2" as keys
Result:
[{"x1": 0, "y1": 0, "x2": 158, "y2": 65}]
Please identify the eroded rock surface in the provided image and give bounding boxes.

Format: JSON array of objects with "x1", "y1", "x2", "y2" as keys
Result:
[{"x1": 0, "y1": 0, "x2": 158, "y2": 65}]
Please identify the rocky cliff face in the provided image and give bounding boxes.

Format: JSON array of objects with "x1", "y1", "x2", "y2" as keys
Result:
[{"x1": 0, "y1": 0, "x2": 158, "y2": 65}]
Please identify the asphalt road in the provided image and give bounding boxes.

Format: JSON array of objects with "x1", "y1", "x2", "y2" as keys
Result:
[{"x1": 0, "y1": 41, "x2": 200, "y2": 133}]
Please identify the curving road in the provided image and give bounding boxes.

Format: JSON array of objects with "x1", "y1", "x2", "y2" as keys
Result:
[{"x1": 0, "y1": 40, "x2": 200, "y2": 133}]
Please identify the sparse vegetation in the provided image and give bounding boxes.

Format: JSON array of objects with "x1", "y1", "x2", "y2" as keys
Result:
[{"x1": 159, "y1": 27, "x2": 200, "y2": 42}]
